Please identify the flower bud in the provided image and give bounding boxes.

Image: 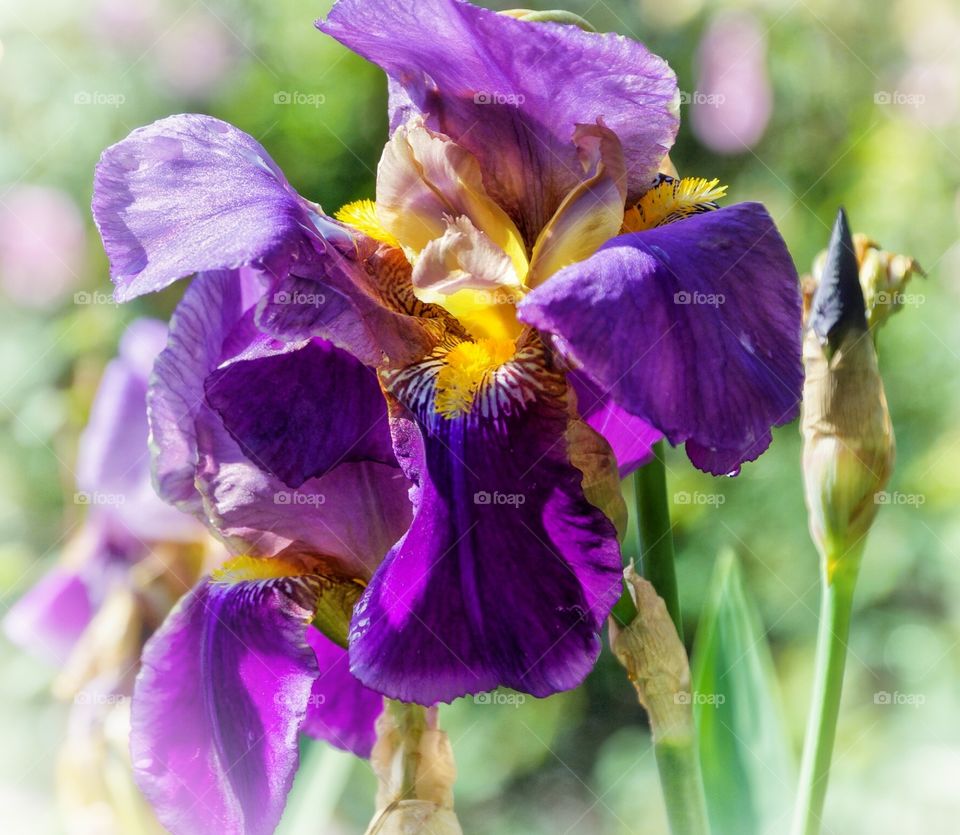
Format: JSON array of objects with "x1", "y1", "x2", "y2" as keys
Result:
[
  {"x1": 609, "y1": 566, "x2": 693, "y2": 742},
  {"x1": 801, "y1": 209, "x2": 895, "y2": 581},
  {"x1": 809, "y1": 225, "x2": 923, "y2": 335},
  {"x1": 365, "y1": 703, "x2": 463, "y2": 835}
]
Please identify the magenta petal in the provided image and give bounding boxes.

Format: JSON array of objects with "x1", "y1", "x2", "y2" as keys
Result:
[
  {"x1": 131, "y1": 575, "x2": 319, "y2": 835},
  {"x1": 320, "y1": 0, "x2": 678, "y2": 238},
  {"x1": 520, "y1": 203, "x2": 803, "y2": 475},
  {"x1": 302, "y1": 628, "x2": 382, "y2": 758},
  {"x1": 349, "y1": 355, "x2": 623, "y2": 704},
  {"x1": 93, "y1": 114, "x2": 321, "y2": 301},
  {"x1": 570, "y1": 370, "x2": 662, "y2": 478}
]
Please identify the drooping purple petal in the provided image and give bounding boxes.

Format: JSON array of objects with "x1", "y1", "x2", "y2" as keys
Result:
[
  {"x1": 130, "y1": 573, "x2": 320, "y2": 835},
  {"x1": 148, "y1": 270, "x2": 261, "y2": 517},
  {"x1": 92, "y1": 114, "x2": 331, "y2": 301},
  {"x1": 205, "y1": 333, "x2": 395, "y2": 488},
  {"x1": 519, "y1": 203, "x2": 803, "y2": 475},
  {"x1": 320, "y1": 0, "x2": 679, "y2": 240},
  {"x1": 302, "y1": 628, "x2": 382, "y2": 758},
  {"x1": 195, "y1": 405, "x2": 411, "y2": 578},
  {"x1": 349, "y1": 345, "x2": 623, "y2": 704},
  {"x1": 570, "y1": 371, "x2": 661, "y2": 478}
]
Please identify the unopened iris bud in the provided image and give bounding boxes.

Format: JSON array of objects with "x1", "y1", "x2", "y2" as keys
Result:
[
  {"x1": 802, "y1": 209, "x2": 895, "y2": 580},
  {"x1": 365, "y1": 702, "x2": 462, "y2": 835},
  {"x1": 809, "y1": 226, "x2": 924, "y2": 335}
]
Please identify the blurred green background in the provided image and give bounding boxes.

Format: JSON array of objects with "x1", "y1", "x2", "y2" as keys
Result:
[{"x1": 1, "y1": 0, "x2": 957, "y2": 832}]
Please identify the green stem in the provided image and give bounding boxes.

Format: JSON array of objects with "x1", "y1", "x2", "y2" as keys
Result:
[
  {"x1": 386, "y1": 699, "x2": 429, "y2": 800},
  {"x1": 654, "y1": 734, "x2": 712, "y2": 835},
  {"x1": 790, "y1": 557, "x2": 861, "y2": 835},
  {"x1": 633, "y1": 441, "x2": 682, "y2": 637}
]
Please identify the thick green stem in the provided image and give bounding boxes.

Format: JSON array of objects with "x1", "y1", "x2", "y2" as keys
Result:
[
  {"x1": 386, "y1": 699, "x2": 429, "y2": 800},
  {"x1": 790, "y1": 556, "x2": 861, "y2": 835},
  {"x1": 634, "y1": 441, "x2": 682, "y2": 637},
  {"x1": 655, "y1": 734, "x2": 712, "y2": 835}
]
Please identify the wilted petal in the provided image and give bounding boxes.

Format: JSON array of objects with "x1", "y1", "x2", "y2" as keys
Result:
[
  {"x1": 131, "y1": 568, "x2": 322, "y2": 835},
  {"x1": 93, "y1": 114, "x2": 328, "y2": 300},
  {"x1": 349, "y1": 343, "x2": 622, "y2": 703},
  {"x1": 520, "y1": 203, "x2": 802, "y2": 475},
  {"x1": 303, "y1": 628, "x2": 382, "y2": 757},
  {"x1": 320, "y1": 0, "x2": 678, "y2": 239}
]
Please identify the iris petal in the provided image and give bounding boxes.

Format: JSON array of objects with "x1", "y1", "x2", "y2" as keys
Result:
[{"x1": 520, "y1": 203, "x2": 803, "y2": 475}]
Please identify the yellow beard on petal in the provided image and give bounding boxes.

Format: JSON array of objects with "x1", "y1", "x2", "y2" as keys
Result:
[
  {"x1": 434, "y1": 338, "x2": 516, "y2": 418},
  {"x1": 622, "y1": 177, "x2": 728, "y2": 232},
  {"x1": 211, "y1": 555, "x2": 306, "y2": 583},
  {"x1": 334, "y1": 199, "x2": 400, "y2": 249}
]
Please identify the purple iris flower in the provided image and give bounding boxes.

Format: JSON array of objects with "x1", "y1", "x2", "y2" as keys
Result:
[{"x1": 91, "y1": 2, "x2": 802, "y2": 832}]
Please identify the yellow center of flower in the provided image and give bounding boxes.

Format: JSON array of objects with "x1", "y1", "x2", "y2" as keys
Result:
[
  {"x1": 335, "y1": 198, "x2": 400, "y2": 249},
  {"x1": 211, "y1": 555, "x2": 305, "y2": 583},
  {"x1": 434, "y1": 338, "x2": 516, "y2": 418}
]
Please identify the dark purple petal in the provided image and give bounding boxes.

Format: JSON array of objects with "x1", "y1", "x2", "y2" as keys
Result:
[
  {"x1": 92, "y1": 114, "x2": 327, "y2": 301},
  {"x1": 519, "y1": 203, "x2": 803, "y2": 476},
  {"x1": 320, "y1": 0, "x2": 678, "y2": 239},
  {"x1": 148, "y1": 271, "x2": 261, "y2": 517},
  {"x1": 3, "y1": 566, "x2": 93, "y2": 664},
  {"x1": 570, "y1": 371, "x2": 661, "y2": 478},
  {"x1": 205, "y1": 334, "x2": 395, "y2": 488},
  {"x1": 349, "y1": 346, "x2": 623, "y2": 703},
  {"x1": 131, "y1": 573, "x2": 320, "y2": 835},
  {"x1": 195, "y1": 405, "x2": 411, "y2": 577},
  {"x1": 302, "y1": 628, "x2": 382, "y2": 757}
]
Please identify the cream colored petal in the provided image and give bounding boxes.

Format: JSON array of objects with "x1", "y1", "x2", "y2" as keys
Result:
[
  {"x1": 377, "y1": 119, "x2": 528, "y2": 277},
  {"x1": 527, "y1": 121, "x2": 627, "y2": 287}
]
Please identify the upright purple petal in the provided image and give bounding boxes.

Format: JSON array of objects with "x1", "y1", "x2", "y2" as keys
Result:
[
  {"x1": 131, "y1": 573, "x2": 320, "y2": 835},
  {"x1": 349, "y1": 344, "x2": 623, "y2": 704},
  {"x1": 320, "y1": 0, "x2": 678, "y2": 239},
  {"x1": 303, "y1": 628, "x2": 382, "y2": 758},
  {"x1": 92, "y1": 114, "x2": 329, "y2": 300},
  {"x1": 520, "y1": 203, "x2": 803, "y2": 475}
]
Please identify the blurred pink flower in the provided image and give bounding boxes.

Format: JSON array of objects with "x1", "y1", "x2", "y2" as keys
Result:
[
  {"x1": 154, "y1": 12, "x2": 236, "y2": 98},
  {"x1": 0, "y1": 185, "x2": 85, "y2": 308},
  {"x1": 91, "y1": 0, "x2": 162, "y2": 48},
  {"x1": 690, "y1": 12, "x2": 773, "y2": 154}
]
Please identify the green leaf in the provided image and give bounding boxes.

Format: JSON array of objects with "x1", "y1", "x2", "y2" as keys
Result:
[{"x1": 691, "y1": 551, "x2": 795, "y2": 835}]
